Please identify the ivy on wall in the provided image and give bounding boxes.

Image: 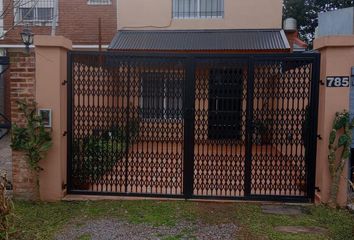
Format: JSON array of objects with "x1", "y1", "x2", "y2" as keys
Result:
[{"x1": 328, "y1": 110, "x2": 354, "y2": 207}]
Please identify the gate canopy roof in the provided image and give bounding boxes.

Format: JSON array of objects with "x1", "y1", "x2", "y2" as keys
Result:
[{"x1": 108, "y1": 29, "x2": 290, "y2": 52}]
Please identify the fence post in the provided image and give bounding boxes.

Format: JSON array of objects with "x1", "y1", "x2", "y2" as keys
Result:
[
  {"x1": 314, "y1": 36, "x2": 354, "y2": 207},
  {"x1": 183, "y1": 57, "x2": 196, "y2": 199},
  {"x1": 35, "y1": 36, "x2": 72, "y2": 201}
]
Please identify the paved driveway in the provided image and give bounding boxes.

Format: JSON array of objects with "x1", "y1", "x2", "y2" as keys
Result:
[{"x1": 0, "y1": 134, "x2": 12, "y2": 183}]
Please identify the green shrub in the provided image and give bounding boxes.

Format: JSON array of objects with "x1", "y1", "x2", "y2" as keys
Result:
[
  {"x1": 82, "y1": 136, "x2": 126, "y2": 180},
  {"x1": 72, "y1": 120, "x2": 140, "y2": 187}
]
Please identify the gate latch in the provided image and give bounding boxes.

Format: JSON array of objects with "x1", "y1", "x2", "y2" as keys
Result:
[
  {"x1": 62, "y1": 80, "x2": 68, "y2": 86},
  {"x1": 317, "y1": 134, "x2": 322, "y2": 140},
  {"x1": 63, "y1": 131, "x2": 67, "y2": 137}
]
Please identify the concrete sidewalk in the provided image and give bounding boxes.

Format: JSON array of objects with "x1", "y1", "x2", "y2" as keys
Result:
[{"x1": 0, "y1": 134, "x2": 12, "y2": 184}]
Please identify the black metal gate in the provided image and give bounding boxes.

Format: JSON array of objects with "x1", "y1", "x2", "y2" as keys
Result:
[
  {"x1": 67, "y1": 52, "x2": 320, "y2": 202},
  {"x1": 0, "y1": 56, "x2": 10, "y2": 140}
]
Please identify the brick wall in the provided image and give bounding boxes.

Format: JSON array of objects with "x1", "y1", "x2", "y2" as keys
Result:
[
  {"x1": 9, "y1": 51, "x2": 37, "y2": 200},
  {"x1": 57, "y1": 0, "x2": 117, "y2": 45},
  {"x1": 1, "y1": 0, "x2": 117, "y2": 45}
]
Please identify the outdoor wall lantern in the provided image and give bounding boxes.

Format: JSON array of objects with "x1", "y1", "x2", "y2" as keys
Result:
[{"x1": 20, "y1": 26, "x2": 34, "y2": 53}]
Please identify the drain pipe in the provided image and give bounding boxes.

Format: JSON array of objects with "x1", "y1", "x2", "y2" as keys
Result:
[{"x1": 51, "y1": 0, "x2": 58, "y2": 36}]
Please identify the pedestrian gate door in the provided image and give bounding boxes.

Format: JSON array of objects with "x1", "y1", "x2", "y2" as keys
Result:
[{"x1": 67, "y1": 52, "x2": 320, "y2": 202}]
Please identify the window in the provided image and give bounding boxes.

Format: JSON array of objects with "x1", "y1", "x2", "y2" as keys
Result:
[
  {"x1": 173, "y1": 0, "x2": 224, "y2": 19},
  {"x1": 87, "y1": 0, "x2": 112, "y2": 5},
  {"x1": 14, "y1": 0, "x2": 56, "y2": 25},
  {"x1": 37, "y1": 8, "x2": 53, "y2": 21},
  {"x1": 208, "y1": 68, "x2": 244, "y2": 140},
  {"x1": 141, "y1": 73, "x2": 183, "y2": 119}
]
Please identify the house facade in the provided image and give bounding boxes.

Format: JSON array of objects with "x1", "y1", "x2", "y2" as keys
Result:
[
  {"x1": 117, "y1": 0, "x2": 282, "y2": 30},
  {"x1": 2, "y1": 1, "x2": 351, "y2": 207},
  {"x1": 109, "y1": 0, "x2": 289, "y2": 52}
]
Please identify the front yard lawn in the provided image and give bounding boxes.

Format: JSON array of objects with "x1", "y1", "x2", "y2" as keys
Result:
[{"x1": 7, "y1": 200, "x2": 354, "y2": 240}]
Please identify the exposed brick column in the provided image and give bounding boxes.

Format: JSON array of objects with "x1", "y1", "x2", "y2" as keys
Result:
[{"x1": 9, "y1": 51, "x2": 37, "y2": 200}]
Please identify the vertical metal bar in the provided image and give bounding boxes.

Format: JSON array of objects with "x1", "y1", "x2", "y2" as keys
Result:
[
  {"x1": 66, "y1": 51, "x2": 73, "y2": 193},
  {"x1": 244, "y1": 56, "x2": 254, "y2": 197},
  {"x1": 124, "y1": 58, "x2": 131, "y2": 193},
  {"x1": 183, "y1": 57, "x2": 196, "y2": 199},
  {"x1": 98, "y1": 18, "x2": 102, "y2": 53},
  {"x1": 306, "y1": 54, "x2": 321, "y2": 201}
]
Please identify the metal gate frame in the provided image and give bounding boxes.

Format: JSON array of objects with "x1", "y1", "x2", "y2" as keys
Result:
[
  {"x1": 67, "y1": 51, "x2": 320, "y2": 202},
  {"x1": 0, "y1": 56, "x2": 11, "y2": 140}
]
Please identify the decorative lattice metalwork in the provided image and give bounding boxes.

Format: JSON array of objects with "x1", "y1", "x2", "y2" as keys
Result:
[
  {"x1": 250, "y1": 60, "x2": 314, "y2": 197},
  {"x1": 193, "y1": 60, "x2": 248, "y2": 197},
  {"x1": 68, "y1": 52, "x2": 320, "y2": 202}
]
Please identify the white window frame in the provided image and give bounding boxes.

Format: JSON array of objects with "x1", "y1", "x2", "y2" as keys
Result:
[
  {"x1": 87, "y1": 0, "x2": 112, "y2": 5},
  {"x1": 173, "y1": 0, "x2": 224, "y2": 19},
  {"x1": 140, "y1": 72, "x2": 183, "y2": 120},
  {"x1": 14, "y1": 0, "x2": 57, "y2": 26}
]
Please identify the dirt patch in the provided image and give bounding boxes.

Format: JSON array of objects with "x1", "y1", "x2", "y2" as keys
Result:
[
  {"x1": 261, "y1": 204, "x2": 307, "y2": 215},
  {"x1": 274, "y1": 226, "x2": 328, "y2": 234},
  {"x1": 55, "y1": 218, "x2": 238, "y2": 240},
  {"x1": 193, "y1": 202, "x2": 238, "y2": 224}
]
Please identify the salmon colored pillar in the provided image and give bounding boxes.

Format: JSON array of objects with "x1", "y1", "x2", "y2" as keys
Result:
[
  {"x1": 35, "y1": 36, "x2": 72, "y2": 201},
  {"x1": 314, "y1": 36, "x2": 354, "y2": 207}
]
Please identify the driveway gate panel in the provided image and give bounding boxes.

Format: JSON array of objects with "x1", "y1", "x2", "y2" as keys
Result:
[
  {"x1": 67, "y1": 52, "x2": 320, "y2": 202},
  {"x1": 126, "y1": 58, "x2": 185, "y2": 195},
  {"x1": 250, "y1": 58, "x2": 318, "y2": 199},
  {"x1": 68, "y1": 53, "x2": 186, "y2": 197},
  {"x1": 192, "y1": 59, "x2": 248, "y2": 197}
]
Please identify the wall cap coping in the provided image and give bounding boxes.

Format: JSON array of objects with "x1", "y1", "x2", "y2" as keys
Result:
[
  {"x1": 314, "y1": 35, "x2": 354, "y2": 50},
  {"x1": 34, "y1": 35, "x2": 72, "y2": 50}
]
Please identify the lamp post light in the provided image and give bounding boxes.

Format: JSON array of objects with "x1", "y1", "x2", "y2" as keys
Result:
[{"x1": 20, "y1": 26, "x2": 34, "y2": 53}]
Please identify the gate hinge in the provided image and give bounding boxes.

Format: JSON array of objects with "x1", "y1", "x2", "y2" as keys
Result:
[
  {"x1": 315, "y1": 186, "x2": 321, "y2": 192},
  {"x1": 317, "y1": 134, "x2": 322, "y2": 140},
  {"x1": 319, "y1": 79, "x2": 325, "y2": 86},
  {"x1": 63, "y1": 131, "x2": 67, "y2": 137},
  {"x1": 62, "y1": 80, "x2": 68, "y2": 86}
]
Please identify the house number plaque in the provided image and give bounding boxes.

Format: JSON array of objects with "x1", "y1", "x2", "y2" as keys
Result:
[{"x1": 326, "y1": 76, "x2": 350, "y2": 87}]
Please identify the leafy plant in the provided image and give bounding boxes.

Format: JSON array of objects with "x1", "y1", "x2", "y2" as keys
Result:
[
  {"x1": 328, "y1": 110, "x2": 354, "y2": 207},
  {"x1": 74, "y1": 136, "x2": 126, "y2": 181},
  {"x1": 11, "y1": 100, "x2": 52, "y2": 199},
  {"x1": 72, "y1": 119, "x2": 140, "y2": 189},
  {"x1": 252, "y1": 118, "x2": 273, "y2": 145},
  {"x1": 0, "y1": 172, "x2": 13, "y2": 240}
]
